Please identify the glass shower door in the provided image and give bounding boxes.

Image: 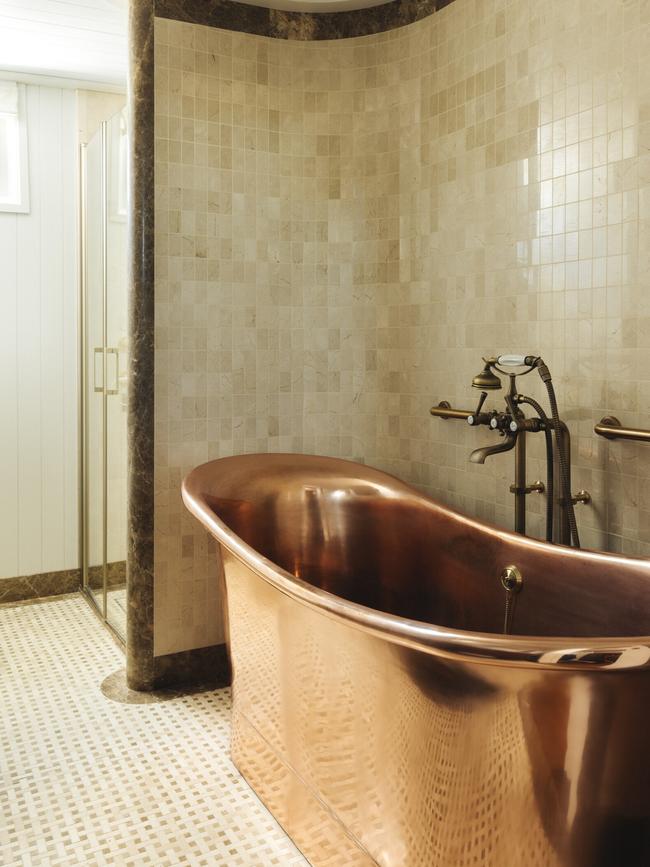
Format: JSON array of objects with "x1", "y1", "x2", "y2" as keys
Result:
[
  {"x1": 84, "y1": 125, "x2": 105, "y2": 615},
  {"x1": 81, "y1": 108, "x2": 128, "y2": 639},
  {"x1": 105, "y1": 109, "x2": 128, "y2": 633}
]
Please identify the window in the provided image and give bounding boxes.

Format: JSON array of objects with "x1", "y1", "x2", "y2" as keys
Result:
[{"x1": 0, "y1": 81, "x2": 29, "y2": 213}]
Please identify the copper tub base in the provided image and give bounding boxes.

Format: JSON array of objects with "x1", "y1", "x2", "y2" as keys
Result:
[
  {"x1": 183, "y1": 454, "x2": 650, "y2": 867},
  {"x1": 232, "y1": 711, "x2": 374, "y2": 866}
]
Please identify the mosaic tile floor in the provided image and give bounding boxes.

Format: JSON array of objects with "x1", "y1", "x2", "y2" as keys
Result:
[{"x1": 0, "y1": 595, "x2": 309, "y2": 867}]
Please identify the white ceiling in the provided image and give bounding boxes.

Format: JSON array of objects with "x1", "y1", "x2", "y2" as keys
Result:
[{"x1": 0, "y1": 0, "x2": 127, "y2": 88}]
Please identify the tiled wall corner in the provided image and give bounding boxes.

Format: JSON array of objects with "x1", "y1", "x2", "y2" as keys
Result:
[{"x1": 154, "y1": 0, "x2": 650, "y2": 654}]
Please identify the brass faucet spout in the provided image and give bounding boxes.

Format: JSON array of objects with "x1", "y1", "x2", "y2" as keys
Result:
[{"x1": 469, "y1": 434, "x2": 517, "y2": 465}]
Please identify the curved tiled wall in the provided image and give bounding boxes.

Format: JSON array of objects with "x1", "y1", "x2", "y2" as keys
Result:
[{"x1": 153, "y1": 0, "x2": 650, "y2": 656}]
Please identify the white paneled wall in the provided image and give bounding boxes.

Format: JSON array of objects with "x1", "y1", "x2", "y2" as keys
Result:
[{"x1": 0, "y1": 85, "x2": 78, "y2": 579}]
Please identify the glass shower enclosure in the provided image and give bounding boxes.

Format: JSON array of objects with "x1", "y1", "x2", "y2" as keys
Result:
[{"x1": 81, "y1": 108, "x2": 128, "y2": 639}]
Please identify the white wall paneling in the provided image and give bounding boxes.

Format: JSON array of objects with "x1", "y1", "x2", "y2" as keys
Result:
[
  {"x1": 0, "y1": 84, "x2": 79, "y2": 579},
  {"x1": 0, "y1": 153, "x2": 19, "y2": 576}
]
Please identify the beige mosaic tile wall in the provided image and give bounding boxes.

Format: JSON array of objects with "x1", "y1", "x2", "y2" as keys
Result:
[
  {"x1": 387, "y1": 0, "x2": 650, "y2": 557},
  {"x1": 153, "y1": 18, "x2": 348, "y2": 652},
  {"x1": 154, "y1": 0, "x2": 650, "y2": 654}
]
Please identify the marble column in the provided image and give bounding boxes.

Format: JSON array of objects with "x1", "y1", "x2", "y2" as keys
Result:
[{"x1": 127, "y1": 0, "x2": 155, "y2": 690}]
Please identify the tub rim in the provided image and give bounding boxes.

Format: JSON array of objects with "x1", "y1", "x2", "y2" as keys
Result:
[{"x1": 182, "y1": 454, "x2": 650, "y2": 672}]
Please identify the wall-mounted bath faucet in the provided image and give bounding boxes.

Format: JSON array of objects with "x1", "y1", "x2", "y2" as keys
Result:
[{"x1": 431, "y1": 354, "x2": 590, "y2": 548}]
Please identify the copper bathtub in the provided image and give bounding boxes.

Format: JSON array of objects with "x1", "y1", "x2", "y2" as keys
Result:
[{"x1": 182, "y1": 453, "x2": 650, "y2": 867}]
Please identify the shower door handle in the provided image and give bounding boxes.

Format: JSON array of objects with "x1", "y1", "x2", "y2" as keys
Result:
[
  {"x1": 106, "y1": 347, "x2": 119, "y2": 395},
  {"x1": 93, "y1": 347, "x2": 104, "y2": 393}
]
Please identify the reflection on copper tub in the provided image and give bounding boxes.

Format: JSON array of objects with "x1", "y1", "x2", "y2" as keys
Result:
[{"x1": 182, "y1": 454, "x2": 650, "y2": 867}]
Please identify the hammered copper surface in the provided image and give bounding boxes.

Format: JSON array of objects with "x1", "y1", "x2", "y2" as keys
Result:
[{"x1": 183, "y1": 454, "x2": 650, "y2": 867}]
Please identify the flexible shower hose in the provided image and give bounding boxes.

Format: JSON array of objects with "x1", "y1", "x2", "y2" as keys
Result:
[
  {"x1": 516, "y1": 395, "x2": 554, "y2": 543},
  {"x1": 535, "y1": 362, "x2": 581, "y2": 548}
]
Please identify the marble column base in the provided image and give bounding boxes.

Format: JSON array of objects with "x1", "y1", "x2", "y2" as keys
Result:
[{"x1": 153, "y1": 643, "x2": 231, "y2": 690}]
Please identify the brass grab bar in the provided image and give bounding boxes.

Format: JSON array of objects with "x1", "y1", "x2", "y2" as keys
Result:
[
  {"x1": 594, "y1": 416, "x2": 650, "y2": 443},
  {"x1": 429, "y1": 401, "x2": 472, "y2": 421}
]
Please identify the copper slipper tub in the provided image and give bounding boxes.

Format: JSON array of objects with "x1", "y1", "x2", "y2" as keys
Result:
[{"x1": 182, "y1": 453, "x2": 650, "y2": 867}]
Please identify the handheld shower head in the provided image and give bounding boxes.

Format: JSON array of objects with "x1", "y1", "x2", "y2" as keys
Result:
[
  {"x1": 496, "y1": 354, "x2": 539, "y2": 368},
  {"x1": 471, "y1": 363, "x2": 502, "y2": 390}
]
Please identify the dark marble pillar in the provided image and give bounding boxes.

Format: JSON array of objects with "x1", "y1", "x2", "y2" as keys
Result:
[
  {"x1": 155, "y1": 0, "x2": 439, "y2": 39},
  {"x1": 127, "y1": 0, "x2": 156, "y2": 691}
]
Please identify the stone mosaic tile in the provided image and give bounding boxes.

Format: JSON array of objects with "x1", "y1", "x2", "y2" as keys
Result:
[{"x1": 0, "y1": 596, "x2": 308, "y2": 867}]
